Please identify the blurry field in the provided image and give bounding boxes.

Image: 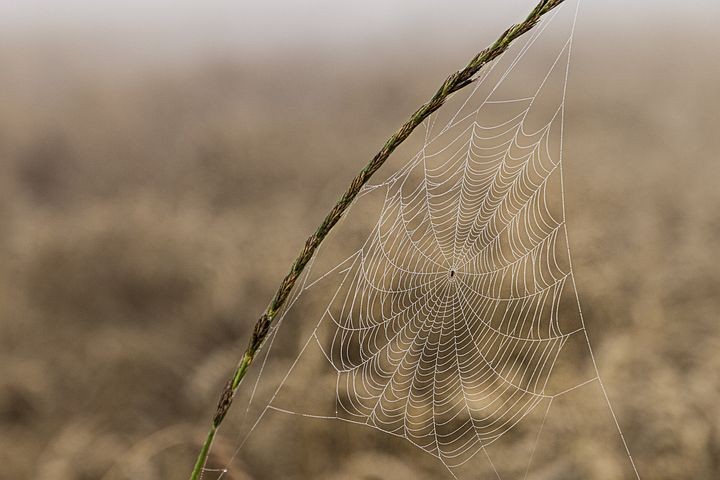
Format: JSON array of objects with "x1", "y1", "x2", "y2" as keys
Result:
[{"x1": 1, "y1": 22, "x2": 719, "y2": 480}]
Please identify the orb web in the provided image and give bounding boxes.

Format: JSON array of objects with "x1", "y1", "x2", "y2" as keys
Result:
[{"x1": 208, "y1": 2, "x2": 641, "y2": 479}]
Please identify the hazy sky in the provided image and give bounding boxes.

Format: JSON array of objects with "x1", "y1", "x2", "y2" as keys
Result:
[{"x1": 1, "y1": 0, "x2": 717, "y2": 59}]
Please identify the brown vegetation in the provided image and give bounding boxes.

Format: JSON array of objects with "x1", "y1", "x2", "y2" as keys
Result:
[{"x1": 0, "y1": 25, "x2": 718, "y2": 479}]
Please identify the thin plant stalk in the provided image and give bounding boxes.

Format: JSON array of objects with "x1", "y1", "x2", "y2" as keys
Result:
[{"x1": 189, "y1": 1, "x2": 566, "y2": 478}]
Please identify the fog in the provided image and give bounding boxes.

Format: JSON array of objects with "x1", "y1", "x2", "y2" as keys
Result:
[{"x1": 2, "y1": 0, "x2": 718, "y2": 60}]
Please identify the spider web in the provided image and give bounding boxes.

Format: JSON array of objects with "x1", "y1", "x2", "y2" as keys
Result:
[{"x1": 207, "y1": 2, "x2": 640, "y2": 479}]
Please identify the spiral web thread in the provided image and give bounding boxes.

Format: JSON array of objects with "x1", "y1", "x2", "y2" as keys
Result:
[{"x1": 212, "y1": 2, "x2": 640, "y2": 479}]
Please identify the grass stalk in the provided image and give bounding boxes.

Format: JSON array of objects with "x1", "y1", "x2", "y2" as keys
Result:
[{"x1": 189, "y1": 1, "x2": 566, "y2": 478}]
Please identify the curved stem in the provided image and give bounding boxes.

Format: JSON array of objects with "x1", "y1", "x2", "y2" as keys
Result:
[
  {"x1": 189, "y1": 426, "x2": 217, "y2": 480},
  {"x1": 189, "y1": 1, "x2": 566, "y2": 478}
]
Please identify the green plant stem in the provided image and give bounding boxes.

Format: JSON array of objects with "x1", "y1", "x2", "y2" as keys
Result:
[
  {"x1": 189, "y1": 427, "x2": 217, "y2": 480},
  {"x1": 189, "y1": 1, "x2": 566, "y2": 478}
]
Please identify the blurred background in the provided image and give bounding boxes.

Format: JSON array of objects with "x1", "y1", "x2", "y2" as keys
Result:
[{"x1": 1, "y1": 1, "x2": 719, "y2": 479}]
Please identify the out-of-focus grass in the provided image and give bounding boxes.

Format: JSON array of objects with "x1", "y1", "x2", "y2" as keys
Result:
[{"x1": 0, "y1": 29, "x2": 719, "y2": 479}]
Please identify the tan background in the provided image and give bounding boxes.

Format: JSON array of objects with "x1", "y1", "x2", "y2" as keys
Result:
[{"x1": 1, "y1": 1, "x2": 719, "y2": 479}]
